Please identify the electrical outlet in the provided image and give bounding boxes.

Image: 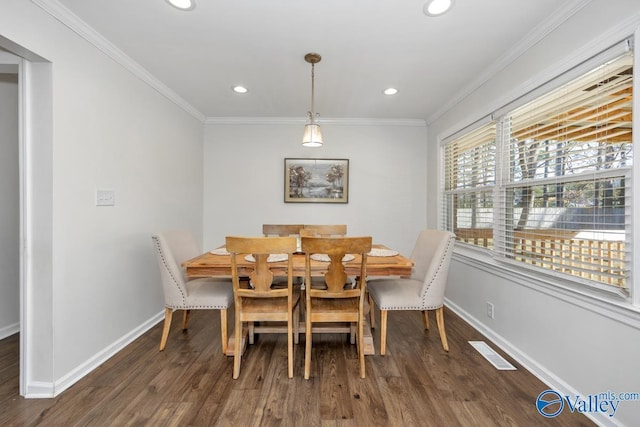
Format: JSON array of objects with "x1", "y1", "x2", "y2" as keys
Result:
[{"x1": 487, "y1": 302, "x2": 495, "y2": 319}]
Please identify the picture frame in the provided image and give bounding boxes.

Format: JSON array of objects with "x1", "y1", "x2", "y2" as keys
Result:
[{"x1": 285, "y1": 158, "x2": 349, "y2": 203}]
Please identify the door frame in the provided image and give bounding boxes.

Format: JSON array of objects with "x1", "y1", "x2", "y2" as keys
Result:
[{"x1": 1, "y1": 36, "x2": 54, "y2": 397}]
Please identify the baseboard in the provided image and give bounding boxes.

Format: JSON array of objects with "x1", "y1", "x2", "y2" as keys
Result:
[
  {"x1": 24, "y1": 381, "x2": 55, "y2": 398},
  {"x1": 444, "y1": 299, "x2": 623, "y2": 427},
  {"x1": 51, "y1": 310, "x2": 164, "y2": 397},
  {"x1": 0, "y1": 322, "x2": 19, "y2": 340}
]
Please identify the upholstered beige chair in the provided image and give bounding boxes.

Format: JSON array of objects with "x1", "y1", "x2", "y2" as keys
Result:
[
  {"x1": 302, "y1": 236, "x2": 372, "y2": 379},
  {"x1": 152, "y1": 231, "x2": 233, "y2": 354},
  {"x1": 226, "y1": 236, "x2": 300, "y2": 379},
  {"x1": 368, "y1": 230, "x2": 455, "y2": 355}
]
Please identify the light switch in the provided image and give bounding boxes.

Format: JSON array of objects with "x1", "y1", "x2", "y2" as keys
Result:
[{"x1": 96, "y1": 190, "x2": 115, "y2": 206}]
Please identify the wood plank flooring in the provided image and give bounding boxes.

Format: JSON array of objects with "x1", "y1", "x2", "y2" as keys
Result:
[{"x1": 0, "y1": 308, "x2": 593, "y2": 426}]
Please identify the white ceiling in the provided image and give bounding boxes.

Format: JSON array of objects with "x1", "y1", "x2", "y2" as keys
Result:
[{"x1": 51, "y1": 0, "x2": 579, "y2": 122}]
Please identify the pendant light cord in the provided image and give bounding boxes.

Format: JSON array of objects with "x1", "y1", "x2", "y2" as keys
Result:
[{"x1": 310, "y1": 62, "x2": 316, "y2": 122}]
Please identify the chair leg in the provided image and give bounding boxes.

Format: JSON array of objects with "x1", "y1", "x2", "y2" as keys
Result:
[
  {"x1": 435, "y1": 307, "x2": 449, "y2": 352},
  {"x1": 233, "y1": 312, "x2": 242, "y2": 379},
  {"x1": 304, "y1": 311, "x2": 312, "y2": 380},
  {"x1": 380, "y1": 310, "x2": 388, "y2": 356},
  {"x1": 299, "y1": 289, "x2": 306, "y2": 316},
  {"x1": 368, "y1": 294, "x2": 376, "y2": 329},
  {"x1": 159, "y1": 307, "x2": 173, "y2": 351},
  {"x1": 288, "y1": 307, "x2": 294, "y2": 379},
  {"x1": 350, "y1": 323, "x2": 356, "y2": 344},
  {"x1": 358, "y1": 312, "x2": 365, "y2": 379},
  {"x1": 220, "y1": 309, "x2": 228, "y2": 355},
  {"x1": 182, "y1": 310, "x2": 190, "y2": 330},
  {"x1": 248, "y1": 322, "x2": 255, "y2": 345},
  {"x1": 293, "y1": 304, "x2": 300, "y2": 345},
  {"x1": 422, "y1": 310, "x2": 430, "y2": 330}
]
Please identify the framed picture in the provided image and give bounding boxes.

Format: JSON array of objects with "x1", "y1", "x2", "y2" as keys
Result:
[{"x1": 285, "y1": 158, "x2": 349, "y2": 203}]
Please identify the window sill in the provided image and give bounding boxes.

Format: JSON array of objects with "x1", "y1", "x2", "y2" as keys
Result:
[{"x1": 451, "y1": 245, "x2": 640, "y2": 331}]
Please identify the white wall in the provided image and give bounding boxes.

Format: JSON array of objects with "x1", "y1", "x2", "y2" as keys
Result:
[
  {"x1": 203, "y1": 121, "x2": 428, "y2": 255},
  {"x1": 0, "y1": 72, "x2": 19, "y2": 339},
  {"x1": 1, "y1": 1, "x2": 205, "y2": 395},
  {"x1": 427, "y1": 1, "x2": 640, "y2": 426}
]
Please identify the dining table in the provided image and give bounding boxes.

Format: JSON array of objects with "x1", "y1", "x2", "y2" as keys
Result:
[{"x1": 182, "y1": 244, "x2": 414, "y2": 355}]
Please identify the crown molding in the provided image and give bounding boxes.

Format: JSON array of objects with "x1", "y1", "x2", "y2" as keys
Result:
[
  {"x1": 426, "y1": 0, "x2": 592, "y2": 125},
  {"x1": 204, "y1": 116, "x2": 426, "y2": 127},
  {"x1": 32, "y1": 0, "x2": 206, "y2": 123}
]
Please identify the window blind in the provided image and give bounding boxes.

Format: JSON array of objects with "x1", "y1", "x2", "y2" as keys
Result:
[
  {"x1": 441, "y1": 122, "x2": 497, "y2": 249},
  {"x1": 494, "y1": 52, "x2": 633, "y2": 289}
]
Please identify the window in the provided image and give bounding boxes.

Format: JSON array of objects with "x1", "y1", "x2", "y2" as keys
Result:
[
  {"x1": 442, "y1": 49, "x2": 633, "y2": 292},
  {"x1": 442, "y1": 122, "x2": 496, "y2": 249}
]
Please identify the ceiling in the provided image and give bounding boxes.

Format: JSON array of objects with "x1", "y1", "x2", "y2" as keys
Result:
[{"x1": 51, "y1": 0, "x2": 578, "y2": 122}]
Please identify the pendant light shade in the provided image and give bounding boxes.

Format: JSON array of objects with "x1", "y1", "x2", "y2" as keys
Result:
[
  {"x1": 302, "y1": 122, "x2": 323, "y2": 147},
  {"x1": 302, "y1": 53, "x2": 323, "y2": 147}
]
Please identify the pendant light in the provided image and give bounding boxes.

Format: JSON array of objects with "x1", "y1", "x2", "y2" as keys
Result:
[{"x1": 302, "y1": 53, "x2": 323, "y2": 147}]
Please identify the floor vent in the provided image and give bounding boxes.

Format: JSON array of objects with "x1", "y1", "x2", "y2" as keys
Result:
[{"x1": 469, "y1": 341, "x2": 516, "y2": 370}]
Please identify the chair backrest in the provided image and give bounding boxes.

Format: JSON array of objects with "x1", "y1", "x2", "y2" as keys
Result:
[
  {"x1": 262, "y1": 224, "x2": 304, "y2": 237},
  {"x1": 299, "y1": 228, "x2": 319, "y2": 238},
  {"x1": 303, "y1": 224, "x2": 347, "y2": 237},
  {"x1": 409, "y1": 230, "x2": 456, "y2": 307},
  {"x1": 226, "y1": 236, "x2": 297, "y2": 296},
  {"x1": 152, "y1": 230, "x2": 201, "y2": 307},
  {"x1": 302, "y1": 236, "x2": 372, "y2": 296}
]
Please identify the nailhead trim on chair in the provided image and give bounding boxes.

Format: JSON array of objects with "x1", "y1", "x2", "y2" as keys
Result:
[
  {"x1": 154, "y1": 236, "x2": 231, "y2": 310},
  {"x1": 419, "y1": 235, "x2": 455, "y2": 310},
  {"x1": 166, "y1": 303, "x2": 231, "y2": 309},
  {"x1": 380, "y1": 303, "x2": 443, "y2": 310},
  {"x1": 153, "y1": 235, "x2": 187, "y2": 306},
  {"x1": 375, "y1": 234, "x2": 455, "y2": 311}
]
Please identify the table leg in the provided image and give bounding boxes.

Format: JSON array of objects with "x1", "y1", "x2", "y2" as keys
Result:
[{"x1": 225, "y1": 325, "x2": 248, "y2": 356}]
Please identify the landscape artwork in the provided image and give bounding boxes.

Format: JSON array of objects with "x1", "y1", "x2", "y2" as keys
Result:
[{"x1": 284, "y1": 158, "x2": 349, "y2": 203}]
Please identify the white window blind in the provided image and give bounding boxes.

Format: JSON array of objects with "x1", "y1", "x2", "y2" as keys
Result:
[
  {"x1": 441, "y1": 122, "x2": 496, "y2": 249},
  {"x1": 494, "y1": 52, "x2": 633, "y2": 289}
]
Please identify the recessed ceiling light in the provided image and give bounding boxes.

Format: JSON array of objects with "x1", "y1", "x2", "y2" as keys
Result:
[
  {"x1": 423, "y1": 0, "x2": 454, "y2": 16},
  {"x1": 165, "y1": 0, "x2": 195, "y2": 11},
  {"x1": 383, "y1": 88, "x2": 399, "y2": 96},
  {"x1": 233, "y1": 85, "x2": 248, "y2": 94}
]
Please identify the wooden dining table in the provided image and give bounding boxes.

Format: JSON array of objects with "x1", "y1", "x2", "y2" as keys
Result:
[{"x1": 182, "y1": 244, "x2": 413, "y2": 355}]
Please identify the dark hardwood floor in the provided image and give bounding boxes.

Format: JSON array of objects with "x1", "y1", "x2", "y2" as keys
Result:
[{"x1": 0, "y1": 308, "x2": 593, "y2": 426}]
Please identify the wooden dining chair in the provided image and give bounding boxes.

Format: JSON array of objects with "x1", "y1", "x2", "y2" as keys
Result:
[
  {"x1": 226, "y1": 236, "x2": 300, "y2": 379},
  {"x1": 263, "y1": 224, "x2": 305, "y2": 286},
  {"x1": 299, "y1": 228, "x2": 319, "y2": 238},
  {"x1": 302, "y1": 224, "x2": 347, "y2": 236},
  {"x1": 302, "y1": 236, "x2": 372, "y2": 379},
  {"x1": 368, "y1": 229, "x2": 456, "y2": 355},
  {"x1": 262, "y1": 224, "x2": 305, "y2": 236}
]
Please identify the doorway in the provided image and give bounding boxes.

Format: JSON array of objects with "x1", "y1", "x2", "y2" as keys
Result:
[
  {"x1": 0, "y1": 36, "x2": 54, "y2": 397},
  {"x1": 0, "y1": 50, "x2": 20, "y2": 392}
]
